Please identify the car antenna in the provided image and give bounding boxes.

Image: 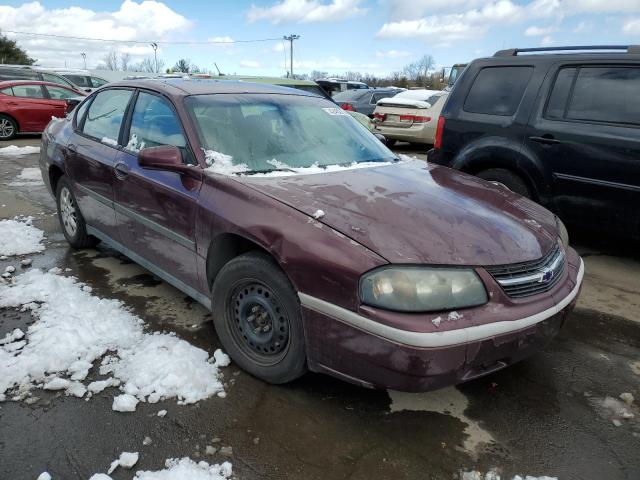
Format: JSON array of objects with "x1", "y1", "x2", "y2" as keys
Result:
[{"x1": 214, "y1": 63, "x2": 224, "y2": 76}]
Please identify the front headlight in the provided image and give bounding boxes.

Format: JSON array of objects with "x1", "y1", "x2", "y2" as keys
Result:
[
  {"x1": 556, "y1": 216, "x2": 569, "y2": 248},
  {"x1": 360, "y1": 267, "x2": 488, "y2": 313}
]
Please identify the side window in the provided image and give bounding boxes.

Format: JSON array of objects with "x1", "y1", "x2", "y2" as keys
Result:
[
  {"x1": 82, "y1": 89, "x2": 132, "y2": 145},
  {"x1": 545, "y1": 68, "x2": 577, "y2": 120},
  {"x1": 74, "y1": 98, "x2": 92, "y2": 129},
  {"x1": 464, "y1": 66, "x2": 534, "y2": 116},
  {"x1": 11, "y1": 85, "x2": 45, "y2": 99},
  {"x1": 371, "y1": 93, "x2": 387, "y2": 103},
  {"x1": 45, "y1": 85, "x2": 77, "y2": 100},
  {"x1": 0, "y1": 87, "x2": 13, "y2": 96},
  {"x1": 63, "y1": 75, "x2": 90, "y2": 88},
  {"x1": 90, "y1": 77, "x2": 108, "y2": 88},
  {"x1": 126, "y1": 92, "x2": 186, "y2": 153},
  {"x1": 567, "y1": 67, "x2": 640, "y2": 126},
  {"x1": 41, "y1": 73, "x2": 74, "y2": 88}
]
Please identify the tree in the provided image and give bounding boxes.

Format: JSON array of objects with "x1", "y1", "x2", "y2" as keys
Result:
[
  {"x1": 173, "y1": 58, "x2": 191, "y2": 73},
  {"x1": 120, "y1": 53, "x2": 131, "y2": 71},
  {"x1": 100, "y1": 51, "x2": 119, "y2": 70},
  {"x1": 130, "y1": 57, "x2": 165, "y2": 73},
  {"x1": 0, "y1": 31, "x2": 35, "y2": 65}
]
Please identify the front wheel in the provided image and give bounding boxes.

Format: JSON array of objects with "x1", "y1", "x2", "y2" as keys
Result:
[
  {"x1": 0, "y1": 115, "x2": 17, "y2": 140},
  {"x1": 212, "y1": 252, "x2": 307, "y2": 384},
  {"x1": 55, "y1": 176, "x2": 98, "y2": 248}
]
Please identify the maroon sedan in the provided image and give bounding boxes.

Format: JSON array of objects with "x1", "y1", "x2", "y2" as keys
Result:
[
  {"x1": 40, "y1": 79, "x2": 583, "y2": 392},
  {"x1": 0, "y1": 80, "x2": 84, "y2": 140}
]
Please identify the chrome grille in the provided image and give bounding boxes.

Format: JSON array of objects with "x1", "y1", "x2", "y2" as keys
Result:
[{"x1": 486, "y1": 246, "x2": 565, "y2": 298}]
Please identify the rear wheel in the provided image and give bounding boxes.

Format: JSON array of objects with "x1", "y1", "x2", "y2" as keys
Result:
[
  {"x1": 55, "y1": 176, "x2": 98, "y2": 248},
  {"x1": 0, "y1": 115, "x2": 17, "y2": 140},
  {"x1": 385, "y1": 139, "x2": 397, "y2": 148},
  {"x1": 477, "y1": 168, "x2": 531, "y2": 198},
  {"x1": 212, "y1": 252, "x2": 306, "y2": 384}
]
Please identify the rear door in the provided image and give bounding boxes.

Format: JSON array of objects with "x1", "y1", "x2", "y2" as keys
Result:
[
  {"x1": 525, "y1": 63, "x2": 640, "y2": 232},
  {"x1": 7, "y1": 84, "x2": 52, "y2": 131},
  {"x1": 113, "y1": 90, "x2": 201, "y2": 288},
  {"x1": 66, "y1": 88, "x2": 134, "y2": 241}
]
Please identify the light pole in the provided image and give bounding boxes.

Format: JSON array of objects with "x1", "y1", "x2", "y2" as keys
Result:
[
  {"x1": 283, "y1": 34, "x2": 299, "y2": 78},
  {"x1": 81, "y1": 52, "x2": 86, "y2": 70},
  {"x1": 150, "y1": 43, "x2": 158, "y2": 73}
]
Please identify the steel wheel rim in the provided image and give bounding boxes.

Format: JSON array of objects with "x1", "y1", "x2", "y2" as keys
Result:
[
  {"x1": 0, "y1": 119, "x2": 14, "y2": 139},
  {"x1": 60, "y1": 187, "x2": 78, "y2": 237},
  {"x1": 228, "y1": 280, "x2": 290, "y2": 365}
]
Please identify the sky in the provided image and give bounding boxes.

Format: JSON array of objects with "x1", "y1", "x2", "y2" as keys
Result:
[{"x1": 0, "y1": 0, "x2": 639, "y2": 77}]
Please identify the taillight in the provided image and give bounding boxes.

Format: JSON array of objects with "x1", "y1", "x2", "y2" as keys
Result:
[
  {"x1": 434, "y1": 116, "x2": 445, "y2": 149},
  {"x1": 399, "y1": 115, "x2": 431, "y2": 123},
  {"x1": 341, "y1": 103, "x2": 355, "y2": 111},
  {"x1": 373, "y1": 112, "x2": 386, "y2": 121}
]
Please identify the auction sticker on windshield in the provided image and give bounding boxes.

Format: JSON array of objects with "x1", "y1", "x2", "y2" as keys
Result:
[{"x1": 323, "y1": 107, "x2": 349, "y2": 116}]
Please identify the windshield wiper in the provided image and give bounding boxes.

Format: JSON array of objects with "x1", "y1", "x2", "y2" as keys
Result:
[{"x1": 244, "y1": 167, "x2": 297, "y2": 175}]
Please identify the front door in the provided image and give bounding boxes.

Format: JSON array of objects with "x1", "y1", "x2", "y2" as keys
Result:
[
  {"x1": 113, "y1": 90, "x2": 202, "y2": 289},
  {"x1": 525, "y1": 64, "x2": 640, "y2": 233},
  {"x1": 7, "y1": 84, "x2": 53, "y2": 131},
  {"x1": 66, "y1": 88, "x2": 133, "y2": 241}
]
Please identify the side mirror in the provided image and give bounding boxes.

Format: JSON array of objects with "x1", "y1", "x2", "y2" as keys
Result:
[
  {"x1": 65, "y1": 98, "x2": 82, "y2": 114},
  {"x1": 84, "y1": 88, "x2": 92, "y2": 93},
  {"x1": 138, "y1": 145, "x2": 202, "y2": 179},
  {"x1": 374, "y1": 133, "x2": 387, "y2": 145}
]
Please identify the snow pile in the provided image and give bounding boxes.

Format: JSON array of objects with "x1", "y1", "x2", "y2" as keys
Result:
[
  {"x1": 461, "y1": 470, "x2": 557, "y2": 480},
  {"x1": 0, "y1": 145, "x2": 40, "y2": 156},
  {"x1": 134, "y1": 457, "x2": 233, "y2": 480},
  {"x1": 0, "y1": 269, "x2": 228, "y2": 408},
  {"x1": 0, "y1": 217, "x2": 45, "y2": 256},
  {"x1": 312, "y1": 209, "x2": 325, "y2": 220},
  {"x1": 430, "y1": 311, "x2": 463, "y2": 328},
  {"x1": 36, "y1": 473, "x2": 51, "y2": 480},
  {"x1": 248, "y1": 160, "x2": 397, "y2": 178},
  {"x1": 108, "y1": 451, "x2": 139, "y2": 474},
  {"x1": 203, "y1": 150, "x2": 248, "y2": 175},
  {"x1": 9, "y1": 167, "x2": 44, "y2": 187}
]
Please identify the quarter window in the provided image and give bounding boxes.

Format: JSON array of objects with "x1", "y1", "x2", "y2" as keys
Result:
[
  {"x1": 545, "y1": 68, "x2": 577, "y2": 120},
  {"x1": 0, "y1": 87, "x2": 13, "y2": 95},
  {"x1": 126, "y1": 92, "x2": 186, "y2": 153},
  {"x1": 464, "y1": 66, "x2": 534, "y2": 116},
  {"x1": 82, "y1": 89, "x2": 132, "y2": 145},
  {"x1": 11, "y1": 85, "x2": 45, "y2": 98}
]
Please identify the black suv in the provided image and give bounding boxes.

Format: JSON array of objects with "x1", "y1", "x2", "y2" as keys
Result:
[{"x1": 428, "y1": 46, "x2": 640, "y2": 236}]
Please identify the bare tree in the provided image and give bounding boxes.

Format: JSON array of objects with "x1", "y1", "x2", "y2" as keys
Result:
[
  {"x1": 102, "y1": 51, "x2": 119, "y2": 70},
  {"x1": 309, "y1": 70, "x2": 328, "y2": 80},
  {"x1": 131, "y1": 57, "x2": 165, "y2": 73},
  {"x1": 120, "y1": 53, "x2": 131, "y2": 71}
]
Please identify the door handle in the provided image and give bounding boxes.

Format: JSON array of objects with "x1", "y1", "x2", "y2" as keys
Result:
[
  {"x1": 529, "y1": 135, "x2": 561, "y2": 145},
  {"x1": 67, "y1": 144, "x2": 77, "y2": 153},
  {"x1": 114, "y1": 162, "x2": 129, "y2": 179}
]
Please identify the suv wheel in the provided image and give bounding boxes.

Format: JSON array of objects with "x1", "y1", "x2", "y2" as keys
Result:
[
  {"x1": 477, "y1": 168, "x2": 531, "y2": 198},
  {"x1": 212, "y1": 251, "x2": 307, "y2": 384},
  {"x1": 55, "y1": 176, "x2": 98, "y2": 248},
  {"x1": 0, "y1": 115, "x2": 17, "y2": 140}
]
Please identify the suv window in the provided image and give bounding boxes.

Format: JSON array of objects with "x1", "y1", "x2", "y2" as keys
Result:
[
  {"x1": 568, "y1": 67, "x2": 640, "y2": 126},
  {"x1": 464, "y1": 66, "x2": 534, "y2": 116},
  {"x1": 63, "y1": 74, "x2": 90, "y2": 88},
  {"x1": 126, "y1": 91, "x2": 186, "y2": 153},
  {"x1": 41, "y1": 73, "x2": 75, "y2": 88},
  {"x1": 11, "y1": 84, "x2": 45, "y2": 98},
  {"x1": 82, "y1": 89, "x2": 132, "y2": 144},
  {"x1": 545, "y1": 67, "x2": 576, "y2": 120},
  {"x1": 0, "y1": 68, "x2": 38, "y2": 81},
  {"x1": 45, "y1": 85, "x2": 77, "y2": 100}
]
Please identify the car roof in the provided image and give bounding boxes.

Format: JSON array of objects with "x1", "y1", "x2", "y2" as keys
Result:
[
  {"x1": 212, "y1": 75, "x2": 319, "y2": 87},
  {"x1": 105, "y1": 78, "x2": 319, "y2": 97},
  {"x1": 475, "y1": 52, "x2": 640, "y2": 65}
]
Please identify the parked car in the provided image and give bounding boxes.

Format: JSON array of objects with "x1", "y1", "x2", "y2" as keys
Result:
[
  {"x1": 53, "y1": 70, "x2": 109, "y2": 93},
  {"x1": 334, "y1": 88, "x2": 402, "y2": 117},
  {"x1": 372, "y1": 89, "x2": 448, "y2": 146},
  {"x1": 428, "y1": 45, "x2": 640, "y2": 236},
  {"x1": 0, "y1": 65, "x2": 79, "y2": 91},
  {"x1": 0, "y1": 80, "x2": 84, "y2": 140},
  {"x1": 40, "y1": 79, "x2": 582, "y2": 391},
  {"x1": 316, "y1": 78, "x2": 369, "y2": 97}
]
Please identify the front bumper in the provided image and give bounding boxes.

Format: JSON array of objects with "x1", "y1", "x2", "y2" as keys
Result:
[{"x1": 300, "y1": 250, "x2": 583, "y2": 392}]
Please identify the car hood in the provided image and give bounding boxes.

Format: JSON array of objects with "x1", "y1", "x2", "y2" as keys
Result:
[{"x1": 236, "y1": 161, "x2": 559, "y2": 266}]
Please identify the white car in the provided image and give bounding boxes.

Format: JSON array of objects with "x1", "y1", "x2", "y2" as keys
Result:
[{"x1": 373, "y1": 89, "x2": 449, "y2": 146}]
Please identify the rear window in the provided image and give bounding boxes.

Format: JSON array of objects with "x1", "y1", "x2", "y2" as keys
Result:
[
  {"x1": 0, "y1": 68, "x2": 38, "y2": 81},
  {"x1": 464, "y1": 66, "x2": 534, "y2": 116},
  {"x1": 333, "y1": 90, "x2": 368, "y2": 102}
]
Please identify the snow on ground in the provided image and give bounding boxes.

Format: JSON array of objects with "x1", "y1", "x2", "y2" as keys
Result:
[
  {"x1": 0, "y1": 269, "x2": 229, "y2": 408},
  {"x1": 9, "y1": 167, "x2": 44, "y2": 187},
  {"x1": 134, "y1": 457, "x2": 233, "y2": 480},
  {"x1": 461, "y1": 470, "x2": 557, "y2": 480},
  {"x1": 0, "y1": 217, "x2": 45, "y2": 256},
  {"x1": 0, "y1": 145, "x2": 40, "y2": 156},
  {"x1": 107, "y1": 451, "x2": 139, "y2": 474}
]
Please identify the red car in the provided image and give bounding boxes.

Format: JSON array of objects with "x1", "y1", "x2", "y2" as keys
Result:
[
  {"x1": 40, "y1": 79, "x2": 583, "y2": 392},
  {"x1": 0, "y1": 80, "x2": 84, "y2": 140}
]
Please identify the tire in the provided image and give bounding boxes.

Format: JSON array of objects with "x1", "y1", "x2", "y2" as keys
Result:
[
  {"x1": 55, "y1": 176, "x2": 98, "y2": 248},
  {"x1": 477, "y1": 168, "x2": 532, "y2": 198},
  {"x1": 385, "y1": 139, "x2": 397, "y2": 148},
  {"x1": 212, "y1": 251, "x2": 307, "y2": 384},
  {"x1": 0, "y1": 114, "x2": 17, "y2": 140}
]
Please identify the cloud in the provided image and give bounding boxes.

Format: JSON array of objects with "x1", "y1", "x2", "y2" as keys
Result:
[
  {"x1": 623, "y1": 18, "x2": 640, "y2": 34},
  {"x1": 375, "y1": 50, "x2": 411, "y2": 58},
  {"x1": 525, "y1": 25, "x2": 556, "y2": 36},
  {"x1": 0, "y1": 1, "x2": 190, "y2": 68},
  {"x1": 246, "y1": 0, "x2": 366, "y2": 24},
  {"x1": 272, "y1": 42, "x2": 286, "y2": 52},
  {"x1": 540, "y1": 35, "x2": 555, "y2": 45},
  {"x1": 240, "y1": 60, "x2": 261, "y2": 68},
  {"x1": 572, "y1": 21, "x2": 593, "y2": 33}
]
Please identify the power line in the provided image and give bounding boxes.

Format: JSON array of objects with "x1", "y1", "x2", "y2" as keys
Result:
[{"x1": 2, "y1": 30, "x2": 283, "y2": 46}]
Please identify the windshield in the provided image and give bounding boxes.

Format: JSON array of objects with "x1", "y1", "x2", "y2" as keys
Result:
[{"x1": 185, "y1": 93, "x2": 396, "y2": 174}]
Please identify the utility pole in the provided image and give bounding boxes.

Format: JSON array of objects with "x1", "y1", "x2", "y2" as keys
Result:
[
  {"x1": 150, "y1": 43, "x2": 158, "y2": 73},
  {"x1": 81, "y1": 52, "x2": 86, "y2": 70},
  {"x1": 283, "y1": 34, "x2": 299, "y2": 78}
]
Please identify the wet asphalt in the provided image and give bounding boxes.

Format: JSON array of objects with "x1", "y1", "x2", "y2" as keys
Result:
[{"x1": 1, "y1": 137, "x2": 639, "y2": 480}]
